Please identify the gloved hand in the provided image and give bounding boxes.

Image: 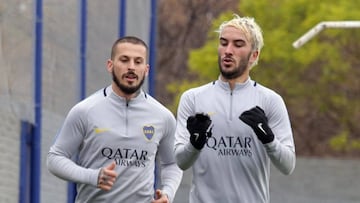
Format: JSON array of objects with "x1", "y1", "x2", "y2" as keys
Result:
[
  {"x1": 239, "y1": 106, "x2": 274, "y2": 144},
  {"x1": 186, "y1": 113, "x2": 212, "y2": 150}
]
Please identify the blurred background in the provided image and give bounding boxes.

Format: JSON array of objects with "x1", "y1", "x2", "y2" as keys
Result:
[{"x1": 0, "y1": 0, "x2": 359, "y2": 202}]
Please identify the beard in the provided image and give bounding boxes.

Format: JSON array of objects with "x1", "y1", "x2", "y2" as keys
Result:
[
  {"x1": 218, "y1": 52, "x2": 251, "y2": 80},
  {"x1": 112, "y1": 71, "x2": 145, "y2": 95}
]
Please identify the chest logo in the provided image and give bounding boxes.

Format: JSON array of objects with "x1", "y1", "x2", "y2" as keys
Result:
[
  {"x1": 94, "y1": 127, "x2": 110, "y2": 134},
  {"x1": 143, "y1": 125, "x2": 155, "y2": 141}
]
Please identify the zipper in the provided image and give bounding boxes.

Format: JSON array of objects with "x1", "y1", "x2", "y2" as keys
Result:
[
  {"x1": 126, "y1": 101, "x2": 129, "y2": 136},
  {"x1": 229, "y1": 91, "x2": 233, "y2": 120}
]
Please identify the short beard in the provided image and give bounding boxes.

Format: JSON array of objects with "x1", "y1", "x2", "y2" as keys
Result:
[
  {"x1": 112, "y1": 71, "x2": 145, "y2": 95},
  {"x1": 218, "y1": 52, "x2": 251, "y2": 80}
]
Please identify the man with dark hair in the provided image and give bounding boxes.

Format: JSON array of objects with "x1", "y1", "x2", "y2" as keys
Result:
[{"x1": 48, "y1": 36, "x2": 182, "y2": 203}]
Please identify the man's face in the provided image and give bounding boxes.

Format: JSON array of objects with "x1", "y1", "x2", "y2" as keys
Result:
[
  {"x1": 217, "y1": 26, "x2": 258, "y2": 80},
  {"x1": 107, "y1": 42, "x2": 149, "y2": 95}
]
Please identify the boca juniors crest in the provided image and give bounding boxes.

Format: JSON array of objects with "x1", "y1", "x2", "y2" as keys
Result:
[{"x1": 143, "y1": 125, "x2": 155, "y2": 140}]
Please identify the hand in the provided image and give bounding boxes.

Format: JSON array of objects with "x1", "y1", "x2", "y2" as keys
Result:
[
  {"x1": 187, "y1": 113, "x2": 212, "y2": 150},
  {"x1": 151, "y1": 190, "x2": 169, "y2": 203},
  {"x1": 239, "y1": 106, "x2": 274, "y2": 144},
  {"x1": 97, "y1": 161, "x2": 118, "y2": 191}
]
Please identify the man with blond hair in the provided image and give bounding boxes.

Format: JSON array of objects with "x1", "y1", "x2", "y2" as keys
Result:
[{"x1": 174, "y1": 15, "x2": 296, "y2": 203}]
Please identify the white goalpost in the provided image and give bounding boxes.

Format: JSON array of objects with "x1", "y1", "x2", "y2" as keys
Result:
[{"x1": 293, "y1": 21, "x2": 360, "y2": 49}]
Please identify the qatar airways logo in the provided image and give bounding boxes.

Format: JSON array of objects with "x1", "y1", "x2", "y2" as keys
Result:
[
  {"x1": 101, "y1": 147, "x2": 148, "y2": 167},
  {"x1": 206, "y1": 136, "x2": 253, "y2": 157}
]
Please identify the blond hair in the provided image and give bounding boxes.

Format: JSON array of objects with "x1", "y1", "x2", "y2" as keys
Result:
[{"x1": 217, "y1": 14, "x2": 264, "y2": 68}]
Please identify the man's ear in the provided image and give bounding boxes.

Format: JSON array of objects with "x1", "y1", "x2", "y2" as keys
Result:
[
  {"x1": 145, "y1": 64, "x2": 150, "y2": 77},
  {"x1": 249, "y1": 50, "x2": 259, "y2": 64},
  {"x1": 106, "y1": 59, "x2": 113, "y2": 73}
]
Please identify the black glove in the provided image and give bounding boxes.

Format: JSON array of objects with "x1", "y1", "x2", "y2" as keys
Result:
[
  {"x1": 186, "y1": 113, "x2": 212, "y2": 150},
  {"x1": 239, "y1": 106, "x2": 274, "y2": 144}
]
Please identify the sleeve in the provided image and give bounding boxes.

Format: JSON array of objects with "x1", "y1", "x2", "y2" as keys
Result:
[
  {"x1": 174, "y1": 90, "x2": 202, "y2": 170},
  {"x1": 264, "y1": 94, "x2": 296, "y2": 175},
  {"x1": 46, "y1": 104, "x2": 100, "y2": 186},
  {"x1": 157, "y1": 113, "x2": 183, "y2": 202}
]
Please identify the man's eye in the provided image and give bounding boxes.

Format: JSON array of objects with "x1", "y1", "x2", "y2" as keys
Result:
[
  {"x1": 135, "y1": 60, "x2": 142, "y2": 64},
  {"x1": 235, "y1": 42, "x2": 246, "y2": 47},
  {"x1": 220, "y1": 42, "x2": 228, "y2": 47},
  {"x1": 219, "y1": 39, "x2": 227, "y2": 46}
]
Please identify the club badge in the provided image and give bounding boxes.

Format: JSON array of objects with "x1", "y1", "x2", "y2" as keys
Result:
[{"x1": 143, "y1": 125, "x2": 155, "y2": 141}]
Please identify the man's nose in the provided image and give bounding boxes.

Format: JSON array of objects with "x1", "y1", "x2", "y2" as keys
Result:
[
  {"x1": 224, "y1": 44, "x2": 234, "y2": 54},
  {"x1": 128, "y1": 61, "x2": 136, "y2": 70}
]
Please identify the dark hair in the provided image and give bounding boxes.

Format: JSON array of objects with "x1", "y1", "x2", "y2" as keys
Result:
[{"x1": 110, "y1": 36, "x2": 148, "y2": 60}]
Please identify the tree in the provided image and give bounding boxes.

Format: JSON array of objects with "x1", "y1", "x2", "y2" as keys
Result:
[
  {"x1": 157, "y1": 0, "x2": 238, "y2": 108},
  {"x1": 168, "y1": 0, "x2": 360, "y2": 157}
]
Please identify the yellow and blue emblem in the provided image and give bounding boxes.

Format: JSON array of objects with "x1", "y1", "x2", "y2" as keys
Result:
[{"x1": 143, "y1": 125, "x2": 155, "y2": 140}]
